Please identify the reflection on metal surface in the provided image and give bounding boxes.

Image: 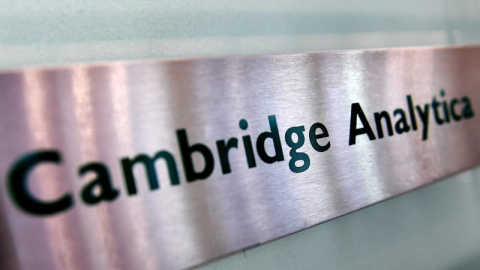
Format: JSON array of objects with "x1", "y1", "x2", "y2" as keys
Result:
[{"x1": 0, "y1": 46, "x2": 479, "y2": 269}]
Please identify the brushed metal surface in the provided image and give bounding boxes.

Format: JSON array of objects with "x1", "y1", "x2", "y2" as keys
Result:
[{"x1": 0, "y1": 46, "x2": 479, "y2": 270}]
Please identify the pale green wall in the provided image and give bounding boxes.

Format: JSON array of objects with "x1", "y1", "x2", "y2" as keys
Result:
[
  {"x1": 1, "y1": 1, "x2": 480, "y2": 269},
  {"x1": 1, "y1": 0, "x2": 480, "y2": 69}
]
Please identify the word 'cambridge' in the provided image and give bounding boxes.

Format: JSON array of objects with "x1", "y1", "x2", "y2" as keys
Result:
[{"x1": 6, "y1": 91, "x2": 475, "y2": 216}]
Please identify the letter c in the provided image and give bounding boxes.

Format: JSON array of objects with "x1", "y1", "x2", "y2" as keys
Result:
[
  {"x1": 8, "y1": 150, "x2": 73, "y2": 216},
  {"x1": 450, "y1": 99, "x2": 462, "y2": 121}
]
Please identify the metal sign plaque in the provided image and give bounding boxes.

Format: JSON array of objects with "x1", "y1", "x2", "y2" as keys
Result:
[{"x1": 0, "y1": 46, "x2": 479, "y2": 270}]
